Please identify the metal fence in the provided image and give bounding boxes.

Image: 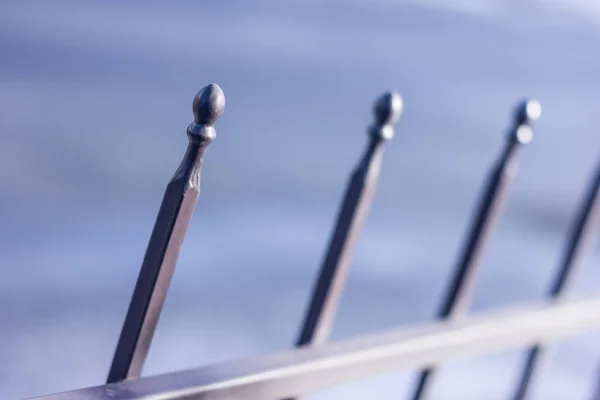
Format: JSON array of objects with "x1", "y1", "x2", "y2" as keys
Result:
[{"x1": 30, "y1": 84, "x2": 600, "y2": 400}]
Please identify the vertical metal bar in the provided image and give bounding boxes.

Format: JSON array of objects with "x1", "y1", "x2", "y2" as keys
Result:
[
  {"x1": 295, "y1": 91, "x2": 403, "y2": 350},
  {"x1": 282, "y1": 92, "x2": 401, "y2": 400},
  {"x1": 511, "y1": 159, "x2": 600, "y2": 400},
  {"x1": 409, "y1": 99, "x2": 542, "y2": 400},
  {"x1": 106, "y1": 84, "x2": 225, "y2": 383},
  {"x1": 589, "y1": 364, "x2": 600, "y2": 400}
]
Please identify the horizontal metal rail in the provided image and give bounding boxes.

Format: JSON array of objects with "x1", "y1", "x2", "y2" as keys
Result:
[{"x1": 31, "y1": 296, "x2": 600, "y2": 400}]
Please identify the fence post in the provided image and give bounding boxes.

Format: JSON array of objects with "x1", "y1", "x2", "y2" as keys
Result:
[
  {"x1": 106, "y1": 84, "x2": 225, "y2": 383},
  {"x1": 409, "y1": 99, "x2": 542, "y2": 400},
  {"x1": 295, "y1": 91, "x2": 403, "y2": 349},
  {"x1": 511, "y1": 158, "x2": 600, "y2": 400},
  {"x1": 590, "y1": 364, "x2": 600, "y2": 400}
]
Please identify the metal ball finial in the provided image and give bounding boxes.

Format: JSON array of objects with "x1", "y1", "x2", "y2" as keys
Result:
[
  {"x1": 374, "y1": 92, "x2": 403, "y2": 127},
  {"x1": 511, "y1": 99, "x2": 541, "y2": 144},
  {"x1": 192, "y1": 83, "x2": 225, "y2": 127},
  {"x1": 514, "y1": 99, "x2": 542, "y2": 127},
  {"x1": 371, "y1": 91, "x2": 403, "y2": 140}
]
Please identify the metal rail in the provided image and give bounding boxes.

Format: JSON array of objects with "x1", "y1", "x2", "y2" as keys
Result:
[
  {"x1": 19, "y1": 83, "x2": 600, "y2": 400},
  {"x1": 30, "y1": 297, "x2": 600, "y2": 400}
]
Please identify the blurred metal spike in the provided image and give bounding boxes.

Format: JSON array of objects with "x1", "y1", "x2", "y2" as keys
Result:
[
  {"x1": 106, "y1": 84, "x2": 225, "y2": 383},
  {"x1": 511, "y1": 158, "x2": 600, "y2": 400},
  {"x1": 294, "y1": 91, "x2": 403, "y2": 351},
  {"x1": 589, "y1": 364, "x2": 600, "y2": 400},
  {"x1": 410, "y1": 99, "x2": 541, "y2": 400},
  {"x1": 283, "y1": 91, "x2": 402, "y2": 400}
]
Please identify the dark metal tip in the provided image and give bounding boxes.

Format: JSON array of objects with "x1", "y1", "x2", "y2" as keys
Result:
[
  {"x1": 371, "y1": 91, "x2": 403, "y2": 140},
  {"x1": 374, "y1": 92, "x2": 403, "y2": 127},
  {"x1": 514, "y1": 99, "x2": 542, "y2": 126},
  {"x1": 511, "y1": 99, "x2": 541, "y2": 144},
  {"x1": 192, "y1": 83, "x2": 226, "y2": 127}
]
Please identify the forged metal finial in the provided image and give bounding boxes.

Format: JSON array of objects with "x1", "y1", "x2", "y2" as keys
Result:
[
  {"x1": 371, "y1": 91, "x2": 403, "y2": 140},
  {"x1": 514, "y1": 99, "x2": 542, "y2": 126},
  {"x1": 107, "y1": 83, "x2": 225, "y2": 384},
  {"x1": 193, "y1": 83, "x2": 225, "y2": 125},
  {"x1": 188, "y1": 83, "x2": 226, "y2": 142},
  {"x1": 294, "y1": 88, "x2": 399, "y2": 361},
  {"x1": 511, "y1": 99, "x2": 541, "y2": 144}
]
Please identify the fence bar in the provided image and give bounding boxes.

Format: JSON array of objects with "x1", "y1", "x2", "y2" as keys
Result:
[
  {"x1": 106, "y1": 84, "x2": 225, "y2": 383},
  {"x1": 590, "y1": 364, "x2": 600, "y2": 400},
  {"x1": 295, "y1": 91, "x2": 403, "y2": 348},
  {"x1": 511, "y1": 159, "x2": 600, "y2": 400},
  {"x1": 410, "y1": 99, "x2": 542, "y2": 400},
  {"x1": 31, "y1": 297, "x2": 600, "y2": 400}
]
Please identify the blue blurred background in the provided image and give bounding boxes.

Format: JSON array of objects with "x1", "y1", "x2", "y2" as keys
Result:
[{"x1": 1, "y1": 1, "x2": 600, "y2": 399}]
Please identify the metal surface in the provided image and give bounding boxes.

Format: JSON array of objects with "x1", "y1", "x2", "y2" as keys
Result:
[
  {"x1": 511, "y1": 159, "x2": 600, "y2": 400},
  {"x1": 295, "y1": 92, "x2": 403, "y2": 348},
  {"x1": 20, "y1": 85, "x2": 599, "y2": 400},
  {"x1": 590, "y1": 365, "x2": 600, "y2": 400},
  {"x1": 106, "y1": 84, "x2": 226, "y2": 383},
  {"x1": 409, "y1": 99, "x2": 542, "y2": 400},
  {"x1": 31, "y1": 297, "x2": 600, "y2": 400}
]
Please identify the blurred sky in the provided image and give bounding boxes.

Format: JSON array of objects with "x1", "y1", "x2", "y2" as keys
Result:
[{"x1": 1, "y1": 1, "x2": 600, "y2": 399}]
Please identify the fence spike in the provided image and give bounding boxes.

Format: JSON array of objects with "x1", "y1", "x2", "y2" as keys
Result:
[
  {"x1": 409, "y1": 99, "x2": 541, "y2": 400},
  {"x1": 295, "y1": 91, "x2": 403, "y2": 350},
  {"x1": 589, "y1": 364, "x2": 600, "y2": 400},
  {"x1": 106, "y1": 84, "x2": 225, "y2": 383},
  {"x1": 283, "y1": 92, "x2": 401, "y2": 400},
  {"x1": 511, "y1": 158, "x2": 600, "y2": 400}
]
